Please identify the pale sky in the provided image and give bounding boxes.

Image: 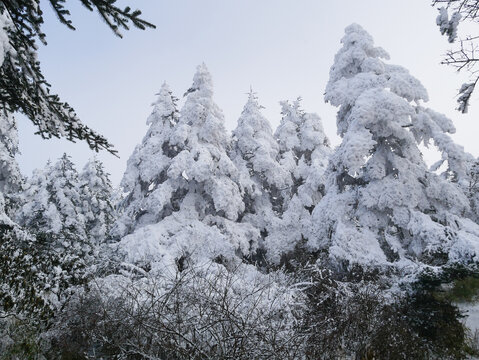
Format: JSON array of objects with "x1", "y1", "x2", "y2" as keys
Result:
[{"x1": 16, "y1": 0, "x2": 479, "y2": 186}]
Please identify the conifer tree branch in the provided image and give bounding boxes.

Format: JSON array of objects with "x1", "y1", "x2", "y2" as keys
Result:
[{"x1": 0, "y1": 0, "x2": 155, "y2": 155}]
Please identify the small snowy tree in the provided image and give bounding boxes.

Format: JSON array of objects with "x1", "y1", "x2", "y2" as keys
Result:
[
  {"x1": 44, "y1": 155, "x2": 86, "y2": 240},
  {"x1": 118, "y1": 64, "x2": 258, "y2": 273},
  {"x1": 275, "y1": 99, "x2": 330, "y2": 206},
  {"x1": 230, "y1": 91, "x2": 290, "y2": 248},
  {"x1": 266, "y1": 100, "x2": 330, "y2": 264},
  {"x1": 112, "y1": 83, "x2": 179, "y2": 238},
  {"x1": 16, "y1": 165, "x2": 54, "y2": 235},
  {"x1": 17, "y1": 154, "x2": 90, "y2": 287},
  {"x1": 310, "y1": 24, "x2": 479, "y2": 273},
  {"x1": 80, "y1": 157, "x2": 115, "y2": 245},
  {"x1": 275, "y1": 99, "x2": 304, "y2": 199}
]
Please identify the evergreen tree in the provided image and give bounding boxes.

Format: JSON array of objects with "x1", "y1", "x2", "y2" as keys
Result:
[
  {"x1": 167, "y1": 64, "x2": 245, "y2": 223},
  {"x1": 16, "y1": 165, "x2": 57, "y2": 235},
  {"x1": 17, "y1": 154, "x2": 90, "y2": 284},
  {"x1": 275, "y1": 99, "x2": 330, "y2": 207},
  {"x1": 46, "y1": 154, "x2": 87, "y2": 249},
  {"x1": 80, "y1": 157, "x2": 114, "y2": 245},
  {"x1": 266, "y1": 100, "x2": 330, "y2": 264},
  {"x1": 0, "y1": 224, "x2": 70, "y2": 324},
  {"x1": 2, "y1": 154, "x2": 92, "y2": 324},
  {"x1": 118, "y1": 65, "x2": 258, "y2": 273},
  {"x1": 112, "y1": 83, "x2": 179, "y2": 238},
  {"x1": 275, "y1": 99, "x2": 304, "y2": 196},
  {"x1": 309, "y1": 24, "x2": 479, "y2": 272},
  {"x1": 230, "y1": 91, "x2": 290, "y2": 242}
]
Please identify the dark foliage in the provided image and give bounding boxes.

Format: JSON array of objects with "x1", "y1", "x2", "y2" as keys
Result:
[
  {"x1": 301, "y1": 263, "x2": 476, "y2": 359},
  {"x1": 0, "y1": 224, "x2": 86, "y2": 324},
  {"x1": 0, "y1": 0, "x2": 155, "y2": 154}
]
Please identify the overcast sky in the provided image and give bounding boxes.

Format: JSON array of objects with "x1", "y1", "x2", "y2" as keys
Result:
[{"x1": 16, "y1": 0, "x2": 479, "y2": 186}]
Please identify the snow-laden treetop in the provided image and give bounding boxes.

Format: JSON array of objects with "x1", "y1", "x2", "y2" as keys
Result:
[
  {"x1": 311, "y1": 23, "x2": 479, "y2": 272},
  {"x1": 326, "y1": 23, "x2": 429, "y2": 137}
]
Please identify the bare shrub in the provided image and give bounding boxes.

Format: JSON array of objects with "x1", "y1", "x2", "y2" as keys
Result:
[{"x1": 53, "y1": 262, "x2": 306, "y2": 359}]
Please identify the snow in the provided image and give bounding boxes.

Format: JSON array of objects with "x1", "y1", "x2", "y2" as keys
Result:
[
  {"x1": 4, "y1": 23, "x2": 479, "y2": 358},
  {"x1": 80, "y1": 157, "x2": 114, "y2": 243},
  {"x1": 310, "y1": 23, "x2": 479, "y2": 273},
  {"x1": 437, "y1": 7, "x2": 461, "y2": 43}
]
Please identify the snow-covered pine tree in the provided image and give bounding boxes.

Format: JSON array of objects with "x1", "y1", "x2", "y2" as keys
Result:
[
  {"x1": 111, "y1": 83, "x2": 179, "y2": 239},
  {"x1": 230, "y1": 91, "x2": 290, "y2": 248},
  {"x1": 0, "y1": 110, "x2": 22, "y2": 221},
  {"x1": 275, "y1": 99, "x2": 304, "y2": 204},
  {"x1": 16, "y1": 163, "x2": 57, "y2": 236},
  {"x1": 310, "y1": 24, "x2": 479, "y2": 272},
  {"x1": 80, "y1": 157, "x2": 115, "y2": 245},
  {"x1": 17, "y1": 154, "x2": 90, "y2": 285},
  {"x1": 18, "y1": 154, "x2": 86, "y2": 241},
  {"x1": 266, "y1": 100, "x2": 330, "y2": 264},
  {"x1": 119, "y1": 64, "x2": 258, "y2": 273},
  {"x1": 275, "y1": 99, "x2": 330, "y2": 207},
  {"x1": 0, "y1": 153, "x2": 78, "y2": 328},
  {"x1": 48, "y1": 154, "x2": 89, "y2": 254},
  {"x1": 166, "y1": 63, "x2": 247, "y2": 226}
]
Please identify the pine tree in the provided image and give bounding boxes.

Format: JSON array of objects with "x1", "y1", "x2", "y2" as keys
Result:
[
  {"x1": 266, "y1": 100, "x2": 330, "y2": 264},
  {"x1": 0, "y1": 224, "x2": 69, "y2": 324},
  {"x1": 16, "y1": 164, "x2": 57, "y2": 235},
  {"x1": 118, "y1": 65, "x2": 258, "y2": 273},
  {"x1": 80, "y1": 157, "x2": 115, "y2": 245},
  {"x1": 275, "y1": 99, "x2": 330, "y2": 207},
  {"x1": 230, "y1": 91, "x2": 290, "y2": 242},
  {"x1": 309, "y1": 24, "x2": 479, "y2": 272},
  {"x1": 46, "y1": 154, "x2": 86, "y2": 245},
  {"x1": 0, "y1": 110, "x2": 59, "y2": 325},
  {"x1": 1, "y1": 156, "x2": 95, "y2": 325},
  {"x1": 17, "y1": 154, "x2": 90, "y2": 285},
  {"x1": 166, "y1": 64, "x2": 245, "y2": 222},
  {"x1": 275, "y1": 99, "x2": 304, "y2": 196},
  {"x1": 112, "y1": 83, "x2": 179, "y2": 238}
]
